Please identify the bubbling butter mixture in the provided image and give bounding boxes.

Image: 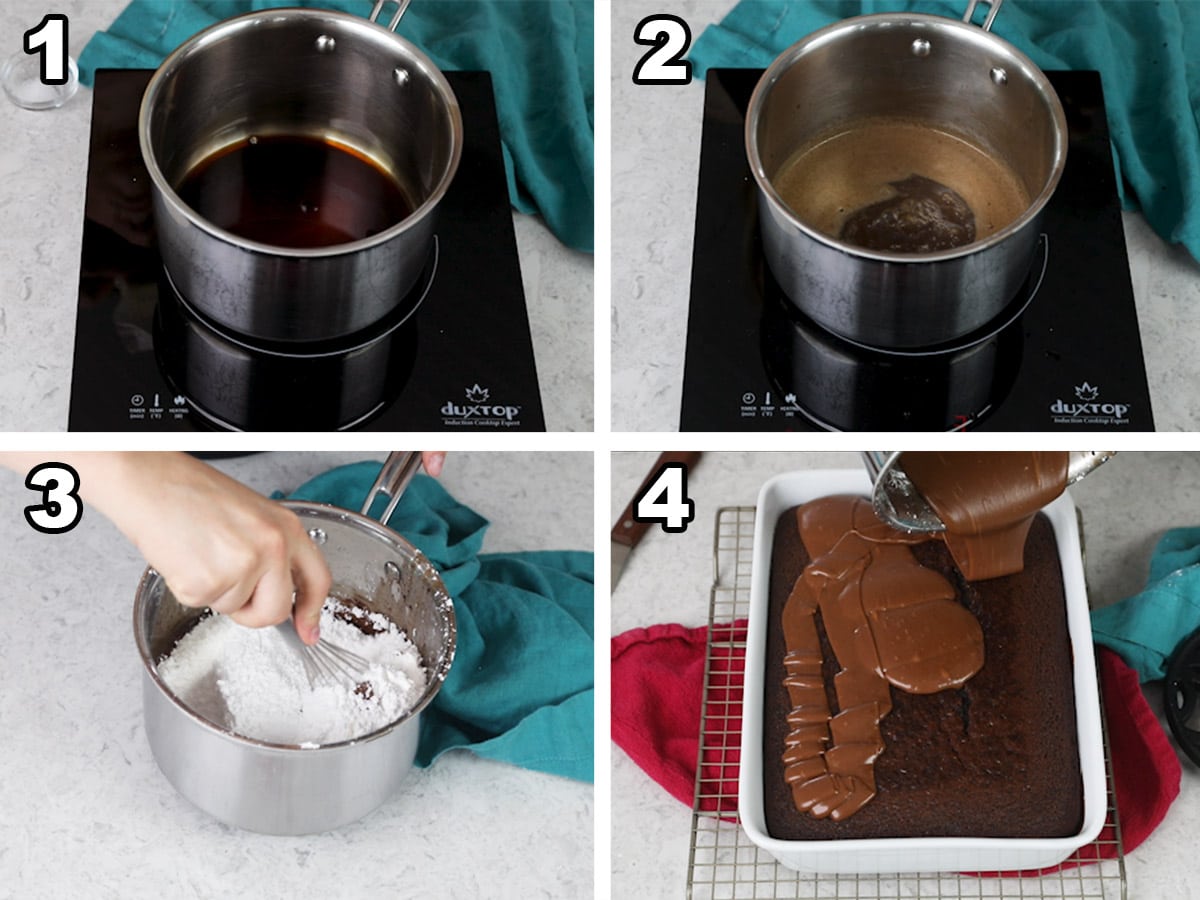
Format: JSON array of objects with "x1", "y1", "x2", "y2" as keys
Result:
[
  {"x1": 157, "y1": 597, "x2": 427, "y2": 745},
  {"x1": 771, "y1": 117, "x2": 1030, "y2": 252}
]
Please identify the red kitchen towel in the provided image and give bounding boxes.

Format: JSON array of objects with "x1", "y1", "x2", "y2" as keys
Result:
[
  {"x1": 611, "y1": 624, "x2": 1180, "y2": 865},
  {"x1": 611, "y1": 621, "x2": 747, "y2": 815}
]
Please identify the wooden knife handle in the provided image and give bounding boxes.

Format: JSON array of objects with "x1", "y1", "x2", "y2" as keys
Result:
[{"x1": 612, "y1": 451, "x2": 702, "y2": 548}]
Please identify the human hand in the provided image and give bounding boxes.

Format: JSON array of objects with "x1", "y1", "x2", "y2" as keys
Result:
[
  {"x1": 422, "y1": 451, "x2": 446, "y2": 476},
  {"x1": 0, "y1": 452, "x2": 445, "y2": 645},
  {"x1": 75, "y1": 453, "x2": 331, "y2": 644}
]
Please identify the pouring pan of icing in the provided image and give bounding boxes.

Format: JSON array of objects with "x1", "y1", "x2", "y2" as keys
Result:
[
  {"x1": 740, "y1": 469, "x2": 1105, "y2": 873},
  {"x1": 133, "y1": 500, "x2": 455, "y2": 835}
]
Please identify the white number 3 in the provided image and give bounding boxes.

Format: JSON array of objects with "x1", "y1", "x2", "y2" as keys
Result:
[{"x1": 24, "y1": 463, "x2": 83, "y2": 534}]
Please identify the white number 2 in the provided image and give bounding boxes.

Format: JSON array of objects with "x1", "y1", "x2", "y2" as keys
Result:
[
  {"x1": 632, "y1": 15, "x2": 693, "y2": 85},
  {"x1": 24, "y1": 14, "x2": 70, "y2": 86},
  {"x1": 634, "y1": 462, "x2": 695, "y2": 533}
]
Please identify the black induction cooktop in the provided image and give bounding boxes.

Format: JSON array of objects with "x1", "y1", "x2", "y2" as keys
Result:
[
  {"x1": 680, "y1": 69, "x2": 1154, "y2": 431},
  {"x1": 70, "y1": 69, "x2": 544, "y2": 431}
]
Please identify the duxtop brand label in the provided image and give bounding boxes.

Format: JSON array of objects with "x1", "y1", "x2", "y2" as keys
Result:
[
  {"x1": 441, "y1": 383, "x2": 522, "y2": 428},
  {"x1": 1049, "y1": 381, "x2": 1131, "y2": 426}
]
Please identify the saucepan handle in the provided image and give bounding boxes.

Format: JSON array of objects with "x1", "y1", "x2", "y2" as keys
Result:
[
  {"x1": 961, "y1": 0, "x2": 1003, "y2": 33},
  {"x1": 361, "y1": 451, "x2": 422, "y2": 523},
  {"x1": 369, "y1": 0, "x2": 413, "y2": 33},
  {"x1": 1067, "y1": 451, "x2": 1117, "y2": 484}
]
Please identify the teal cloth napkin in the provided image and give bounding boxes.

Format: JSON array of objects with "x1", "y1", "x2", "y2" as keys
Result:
[
  {"x1": 279, "y1": 461, "x2": 594, "y2": 782},
  {"x1": 1091, "y1": 527, "x2": 1200, "y2": 683},
  {"x1": 690, "y1": 0, "x2": 1200, "y2": 262},
  {"x1": 78, "y1": 0, "x2": 594, "y2": 253}
]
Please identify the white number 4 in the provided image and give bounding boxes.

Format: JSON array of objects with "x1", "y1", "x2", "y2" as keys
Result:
[{"x1": 634, "y1": 462, "x2": 695, "y2": 533}]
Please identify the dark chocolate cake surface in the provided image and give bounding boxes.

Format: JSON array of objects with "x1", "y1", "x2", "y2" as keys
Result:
[{"x1": 764, "y1": 505, "x2": 1083, "y2": 840}]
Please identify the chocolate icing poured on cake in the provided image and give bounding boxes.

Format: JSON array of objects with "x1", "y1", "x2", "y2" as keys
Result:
[
  {"x1": 782, "y1": 496, "x2": 985, "y2": 820},
  {"x1": 779, "y1": 453, "x2": 1072, "y2": 820},
  {"x1": 766, "y1": 512, "x2": 1083, "y2": 839}
]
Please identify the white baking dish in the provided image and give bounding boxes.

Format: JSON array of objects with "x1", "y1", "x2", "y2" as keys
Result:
[{"x1": 740, "y1": 469, "x2": 1106, "y2": 874}]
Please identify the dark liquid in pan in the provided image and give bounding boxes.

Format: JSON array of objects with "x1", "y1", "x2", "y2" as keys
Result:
[{"x1": 176, "y1": 135, "x2": 414, "y2": 248}]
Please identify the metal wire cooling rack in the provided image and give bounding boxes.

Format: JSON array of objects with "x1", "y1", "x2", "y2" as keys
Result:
[{"x1": 686, "y1": 506, "x2": 1127, "y2": 900}]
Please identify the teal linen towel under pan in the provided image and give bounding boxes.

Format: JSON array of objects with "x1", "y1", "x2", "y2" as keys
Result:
[
  {"x1": 280, "y1": 461, "x2": 594, "y2": 782},
  {"x1": 1092, "y1": 526, "x2": 1200, "y2": 683},
  {"x1": 690, "y1": 0, "x2": 1200, "y2": 262},
  {"x1": 78, "y1": 0, "x2": 595, "y2": 253}
]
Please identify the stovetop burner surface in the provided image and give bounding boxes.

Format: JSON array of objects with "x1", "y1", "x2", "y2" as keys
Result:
[
  {"x1": 70, "y1": 69, "x2": 544, "y2": 431},
  {"x1": 681, "y1": 69, "x2": 1154, "y2": 431}
]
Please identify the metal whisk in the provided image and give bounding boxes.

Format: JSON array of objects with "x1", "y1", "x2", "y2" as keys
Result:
[
  {"x1": 273, "y1": 621, "x2": 372, "y2": 687},
  {"x1": 274, "y1": 450, "x2": 423, "y2": 687}
]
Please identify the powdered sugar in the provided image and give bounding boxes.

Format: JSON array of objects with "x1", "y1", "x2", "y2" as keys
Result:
[{"x1": 157, "y1": 599, "x2": 427, "y2": 745}]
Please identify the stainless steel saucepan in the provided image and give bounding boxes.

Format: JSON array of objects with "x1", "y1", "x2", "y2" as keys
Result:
[
  {"x1": 746, "y1": 0, "x2": 1067, "y2": 349},
  {"x1": 133, "y1": 452, "x2": 455, "y2": 834},
  {"x1": 862, "y1": 450, "x2": 1115, "y2": 532},
  {"x1": 139, "y1": 2, "x2": 462, "y2": 343}
]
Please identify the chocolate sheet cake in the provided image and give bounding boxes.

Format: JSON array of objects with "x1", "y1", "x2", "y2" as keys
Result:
[{"x1": 763, "y1": 502, "x2": 1083, "y2": 840}]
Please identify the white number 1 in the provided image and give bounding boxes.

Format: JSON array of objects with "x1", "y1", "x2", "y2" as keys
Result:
[{"x1": 25, "y1": 14, "x2": 70, "y2": 86}]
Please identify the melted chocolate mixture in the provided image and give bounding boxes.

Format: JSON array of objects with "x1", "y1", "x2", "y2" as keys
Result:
[{"x1": 900, "y1": 451, "x2": 1070, "y2": 581}]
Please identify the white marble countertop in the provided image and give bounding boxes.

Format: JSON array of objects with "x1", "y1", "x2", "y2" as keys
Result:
[
  {"x1": 0, "y1": 0, "x2": 593, "y2": 432},
  {"x1": 611, "y1": 0, "x2": 1200, "y2": 432},
  {"x1": 611, "y1": 450, "x2": 1200, "y2": 898},
  {"x1": 0, "y1": 450, "x2": 593, "y2": 898}
]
